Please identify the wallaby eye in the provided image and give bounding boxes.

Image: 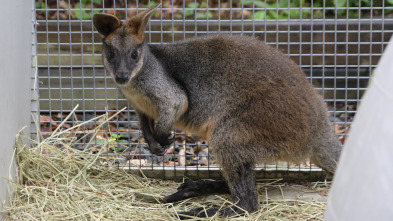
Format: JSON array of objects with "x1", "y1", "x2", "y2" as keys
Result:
[
  {"x1": 108, "y1": 51, "x2": 115, "y2": 59},
  {"x1": 131, "y1": 50, "x2": 138, "y2": 60}
]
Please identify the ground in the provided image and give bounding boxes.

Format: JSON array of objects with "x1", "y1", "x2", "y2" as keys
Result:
[{"x1": 5, "y1": 131, "x2": 330, "y2": 220}]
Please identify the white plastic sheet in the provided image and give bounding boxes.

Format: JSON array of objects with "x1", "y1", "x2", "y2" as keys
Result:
[{"x1": 324, "y1": 36, "x2": 393, "y2": 221}]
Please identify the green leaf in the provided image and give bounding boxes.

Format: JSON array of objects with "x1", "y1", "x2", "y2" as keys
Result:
[
  {"x1": 290, "y1": 0, "x2": 301, "y2": 7},
  {"x1": 253, "y1": 10, "x2": 266, "y2": 20},
  {"x1": 149, "y1": 1, "x2": 159, "y2": 17},
  {"x1": 118, "y1": 140, "x2": 128, "y2": 145},
  {"x1": 186, "y1": 2, "x2": 199, "y2": 9},
  {"x1": 91, "y1": 9, "x2": 99, "y2": 17},
  {"x1": 314, "y1": 2, "x2": 322, "y2": 7},
  {"x1": 35, "y1": 2, "x2": 46, "y2": 9},
  {"x1": 35, "y1": 1, "x2": 48, "y2": 16},
  {"x1": 110, "y1": 133, "x2": 123, "y2": 139},
  {"x1": 92, "y1": 0, "x2": 102, "y2": 4},
  {"x1": 182, "y1": 10, "x2": 193, "y2": 17},
  {"x1": 196, "y1": 12, "x2": 213, "y2": 19},
  {"x1": 278, "y1": 14, "x2": 288, "y2": 20},
  {"x1": 336, "y1": 9, "x2": 346, "y2": 16},
  {"x1": 200, "y1": 2, "x2": 208, "y2": 8},
  {"x1": 279, "y1": 0, "x2": 289, "y2": 8},
  {"x1": 242, "y1": 0, "x2": 266, "y2": 8},
  {"x1": 96, "y1": 139, "x2": 105, "y2": 144},
  {"x1": 388, "y1": 0, "x2": 393, "y2": 5},
  {"x1": 254, "y1": 1, "x2": 266, "y2": 8},
  {"x1": 241, "y1": 0, "x2": 254, "y2": 5},
  {"x1": 182, "y1": 2, "x2": 199, "y2": 18},
  {"x1": 149, "y1": 1, "x2": 158, "y2": 7},
  {"x1": 267, "y1": 10, "x2": 278, "y2": 19},
  {"x1": 74, "y1": 3, "x2": 85, "y2": 20},
  {"x1": 302, "y1": 9, "x2": 312, "y2": 18},
  {"x1": 289, "y1": 9, "x2": 299, "y2": 18},
  {"x1": 334, "y1": 0, "x2": 347, "y2": 7},
  {"x1": 111, "y1": 147, "x2": 122, "y2": 153},
  {"x1": 348, "y1": 10, "x2": 359, "y2": 18},
  {"x1": 74, "y1": 2, "x2": 98, "y2": 20},
  {"x1": 266, "y1": 3, "x2": 277, "y2": 8}
]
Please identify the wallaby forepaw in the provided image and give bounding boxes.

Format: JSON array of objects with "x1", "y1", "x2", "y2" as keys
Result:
[
  {"x1": 155, "y1": 132, "x2": 175, "y2": 146},
  {"x1": 149, "y1": 143, "x2": 166, "y2": 156}
]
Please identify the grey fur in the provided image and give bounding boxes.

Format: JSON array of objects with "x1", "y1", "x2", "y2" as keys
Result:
[{"x1": 93, "y1": 5, "x2": 342, "y2": 218}]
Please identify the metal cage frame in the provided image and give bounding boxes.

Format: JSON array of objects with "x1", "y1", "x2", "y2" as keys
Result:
[{"x1": 33, "y1": 0, "x2": 393, "y2": 180}]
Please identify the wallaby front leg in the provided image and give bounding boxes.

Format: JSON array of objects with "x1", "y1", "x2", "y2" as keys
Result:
[
  {"x1": 137, "y1": 112, "x2": 166, "y2": 156},
  {"x1": 153, "y1": 109, "x2": 177, "y2": 146},
  {"x1": 153, "y1": 96, "x2": 188, "y2": 147}
]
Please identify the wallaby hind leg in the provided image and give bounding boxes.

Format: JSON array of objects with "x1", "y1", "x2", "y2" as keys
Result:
[
  {"x1": 311, "y1": 127, "x2": 342, "y2": 174},
  {"x1": 223, "y1": 160, "x2": 259, "y2": 214},
  {"x1": 177, "y1": 131, "x2": 260, "y2": 218},
  {"x1": 177, "y1": 159, "x2": 258, "y2": 219},
  {"x1": 162, "y1": 180, "x2": 230, "y2": 203}
]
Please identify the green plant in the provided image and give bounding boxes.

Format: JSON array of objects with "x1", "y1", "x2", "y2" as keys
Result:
[
  {"x1": 241, "y1": 0, "x2": 393, "y2": 20},
  {"x1": 242, "y1": 0, "x2": 312, "y2": 20},
  {"x1": 35, "y1": 1, "x2": 47, "y2": 16},
  {"x1": 316, "y1": 0, "x2": 393, "y2": 18},
  {"x1": 35, "y1": 1, "x2": 46, "y2": 9},
  {"x1": 149, "y1": 1, "x2": 159, "y2": 17},
  {"x1": 333, "y1": 0, "x2": 349, "y2": 16},
  {"x1": 96, "y1": 133, "x2": 127, "y2": 153},
  {"x1": 182, "y1": 2, "x2": 213, "y2": 19},
  {"x1": 74, "y1": 0, "x2": 101, "y2": 20}
]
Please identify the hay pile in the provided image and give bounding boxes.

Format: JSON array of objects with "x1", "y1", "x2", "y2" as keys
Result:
[{"x1": 4, "y1": 110, "x2": 328, "y2": 220}]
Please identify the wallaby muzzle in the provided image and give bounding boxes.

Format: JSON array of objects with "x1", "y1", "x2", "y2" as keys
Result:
[{"x1": 114, "y1": 72, "x2": 130, "y2": 85}]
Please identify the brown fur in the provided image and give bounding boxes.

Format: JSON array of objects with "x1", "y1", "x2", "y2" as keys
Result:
[{"x1": 93, "y1": 5, "x2": 342, "y2": 218}]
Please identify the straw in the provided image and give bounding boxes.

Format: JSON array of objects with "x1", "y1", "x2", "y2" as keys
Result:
[{"x1": 4, "y1": 109, "x2": 328, "y2": 220}]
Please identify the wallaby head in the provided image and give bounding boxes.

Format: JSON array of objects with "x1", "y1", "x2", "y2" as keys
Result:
[{"x1": 93, "y1": 5, "x2": 160, "y2": 85}]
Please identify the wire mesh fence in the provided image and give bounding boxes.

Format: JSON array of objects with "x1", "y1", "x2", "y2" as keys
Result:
[{"x1": 33, "y1": 0, "x2": 393, "y2": 179}]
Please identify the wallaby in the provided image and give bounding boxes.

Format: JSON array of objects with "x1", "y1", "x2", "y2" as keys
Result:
[{"x1": 93, "y1": 5, "x2": 342, "y2": 219}]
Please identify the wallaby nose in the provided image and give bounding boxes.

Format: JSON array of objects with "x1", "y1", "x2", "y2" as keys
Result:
[{"x1": 114, "y1": 72, "x2": 129, "y2": 85}]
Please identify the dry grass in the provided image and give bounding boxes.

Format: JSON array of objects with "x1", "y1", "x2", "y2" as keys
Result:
[{"x1": 4, "y1": 109, "x2": 328, "y2": 220}]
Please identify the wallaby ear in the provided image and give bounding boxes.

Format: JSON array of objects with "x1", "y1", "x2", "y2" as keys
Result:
[
  {"x1": 126, "y1": 4, "x2": 161, "y2": 41},
  {"x1": 93, "y1": 13, "x2": 121, "y2": 36}
]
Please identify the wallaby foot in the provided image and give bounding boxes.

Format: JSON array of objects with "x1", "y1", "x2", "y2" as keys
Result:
[
  {"x1": 177, "y1": 205, "x2": 246, "y2": 219},
  {"x1": 174, "y1": 167, "x2": 258, "y2": 219},
  {"x1": 165, "y1": 156, "x2": 259, "y2": 218},
  {"x1": 162, "y1": 180, "x2": 230, "y2": 203}
]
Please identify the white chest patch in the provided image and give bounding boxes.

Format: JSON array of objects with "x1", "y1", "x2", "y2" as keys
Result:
[{"x1": 121, "y1": 87, "x2": 159, "y2": 119}]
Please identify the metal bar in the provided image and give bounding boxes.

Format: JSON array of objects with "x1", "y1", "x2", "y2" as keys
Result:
[
  {"x1": 33, "y1": 0, "x2": 390, "y2": 179},
  {"x1": 31, "y1": 0, "x2": 39, "y2": 140}
]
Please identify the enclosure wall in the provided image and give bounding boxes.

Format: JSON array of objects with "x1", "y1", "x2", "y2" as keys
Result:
[
  {"x1": 0, "y1": 0, "x2": 33, "y2": 218},
  {"x1": 34, "y1": 1, "x2": 393, "y2": 180}
]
